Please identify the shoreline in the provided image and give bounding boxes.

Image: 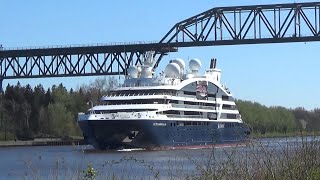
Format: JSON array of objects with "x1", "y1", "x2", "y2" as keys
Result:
[
  {"x1": 1, "y1": 132, "x2": 319, "y2": 148},
  {"x1": 250, "y1": 131, "x2": 320, "y2": 139},
  {"x1": 0, "y1": 138, "x2": 85, "y2": 147}
]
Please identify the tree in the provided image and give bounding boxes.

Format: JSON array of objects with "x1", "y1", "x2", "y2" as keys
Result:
[
  {"x1": 236, "y1": 100, "x2": 298, "y2": 134},
  {"x1": 80, "y1": 76, "x2": 118, "y2": 104}
]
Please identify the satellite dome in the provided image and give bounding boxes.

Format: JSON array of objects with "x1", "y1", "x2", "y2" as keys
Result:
[
  {"x1": 164, "y1": 62, "x2": 180, "y2": 78},
  {"x1": 127, "y1": 66, "x2": 138, "y2": 78},
  {"x1": 189, "y1": 59, "x2": 202, "y2": 71},
  {"x1": 172, "y1": 58, "x2": 185, "y2": 70}
]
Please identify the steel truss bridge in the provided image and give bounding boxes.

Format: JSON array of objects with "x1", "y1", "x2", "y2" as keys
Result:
[{"x1": 1, "y1": 1, "x2": 320, "y2": 88}]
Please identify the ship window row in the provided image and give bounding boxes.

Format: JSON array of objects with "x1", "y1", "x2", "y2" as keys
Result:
[
  {"x1": 169, "y1": 121, "x2": 210, "y2": 127},
  {"x1": 170, "y1": 100, "x2": 179, "y2": 104},
  {"x1": 222, "y1": 104, "x2": 236, "y2": 110},
  {"x1": 222, "y1": 95, "x2": 234, "y2": 101},
  {"x1": 220, "y1": 113, "x2": 237, "y2": 119},
  {"x1": 160, "y1": 111, "x2": 204, "y2": 119},
  {"x1": 168, "y1": 122, "x2": 240, "y2": 128},
  {"x1": 171, "y1": 104, "x2": 216, "y2": 110},
  {"x1": 183, "y1": 91, "x2": 216, "y2": 98},
  {"x1": 161, "y1": 110, "x2": 202, "y2": 115},
  {"x1": 169, "y1": 100, "x2": 216, "y2": 106},
  {"x1": 103, "y1": 99, "x2": 166, "y2": 105},
  {"x1": 160, "y1": 111, "x2": 217, "y2": 120},
  {"x1": 225, "y1": 122, "x2": 239, "y2": 128},
  {"x1": 184, "y1": 91, "x2": 196, "y2": 96}
]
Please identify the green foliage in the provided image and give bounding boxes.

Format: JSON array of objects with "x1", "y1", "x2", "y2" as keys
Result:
[
  {"x1": 48, "y1": 102, "x2": 74, "y2": 137},
  {"x1": 0, "y1": 77, "x2": 116, "y2": 140},
  {"x1": 293, "y1": 107, "x2": 320, "y2": 131},
  {"x1": 185, "y1": 137, "x2": 320, "y2": 180},
  {"x1": 236, "y1": 100, "x2": 298, "y2": 134},
  {"x1": 47, "y1": 84, "x2": 79, "y2": 137},
  {"x1": 0, "y1": 131, "x2": 15, "y2": 141},
  {"x1": 82, "y1": 163, "x2": 97, "y2": 180}
]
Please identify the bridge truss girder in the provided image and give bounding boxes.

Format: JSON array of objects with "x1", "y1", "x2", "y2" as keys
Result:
[
  {"x1": 0, "y1": 51, "x2": 167, "y2": 80},
  {"x1": 1, "y1": 1, "x2": 320, "y2": 83},
  {"x1": 161, "y1": 2, "x2": 320, "y2": 43}
]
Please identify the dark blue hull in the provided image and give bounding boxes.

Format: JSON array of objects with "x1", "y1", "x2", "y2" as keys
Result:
[{"x1": 78, "y1": 120, "x2": 250, "y2": 150}]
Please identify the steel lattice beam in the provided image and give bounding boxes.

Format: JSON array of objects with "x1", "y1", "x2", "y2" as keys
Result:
[
  {"x1": 0, "y1": 50, "x2": 170, "y2": 79},
  {"x1": 153, "y1": 2, "x2": 320, "y2": 67},
  {"x1": 0, "y1": 44, "x2": 176, "y2": 81},
  {"x1": 161, "y1": 2, "x2": 320, "y2": 43}
]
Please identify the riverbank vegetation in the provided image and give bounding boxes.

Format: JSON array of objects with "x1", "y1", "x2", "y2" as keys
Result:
[
  {"x1": 186, "y1": 136, "x2": 320, "y2": 179},
  {"x1": 236, "y1": 100, "x2": 320, "y2": 136},
  {"x1": 0, "y1": 77, "x2": 116, "y2": 141},
  {"x1": 21, "y1": 136, "x2": 320, "y2": 179},
  {"x1": 0, "y1": 78, "x2": 319, "y2": 140}
]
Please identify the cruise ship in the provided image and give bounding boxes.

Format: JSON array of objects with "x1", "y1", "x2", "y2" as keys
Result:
[{"x1": 78, "y1": 54, "x2": 250, "y2": 150}]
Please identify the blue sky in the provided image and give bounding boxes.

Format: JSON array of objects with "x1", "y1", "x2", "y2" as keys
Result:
[{"x1": 0, "y1": 0, "x2": 319, "y2": 109}]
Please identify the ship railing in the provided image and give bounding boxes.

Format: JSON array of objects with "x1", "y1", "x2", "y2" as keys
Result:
[
  {"x1": 118, "y1": 83, "x2": 155, "y2": 88},
  {"x1": 105, "y1": 92, "x2": 175, "y2": 97},
  {"x1": 117, "y1": 81, "x2": 181, "y2": 88}
]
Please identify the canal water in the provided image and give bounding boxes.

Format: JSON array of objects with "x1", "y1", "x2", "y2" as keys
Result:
[{"x1": 0, "y1": 136, "x2": 318, "y2": 179}]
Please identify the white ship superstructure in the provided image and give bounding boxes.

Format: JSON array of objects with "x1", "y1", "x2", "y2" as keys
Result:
[{"x1": 78, "y1": 54, "x2": 250, "y2": 150}]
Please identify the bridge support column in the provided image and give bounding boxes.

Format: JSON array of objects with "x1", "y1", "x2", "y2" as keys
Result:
[
  {"x1": 0, "y1": 78, "x2": 2, "y2": 92},
  {"x1": 0, "y1": 78, "x2": 4, "y2": 140}
]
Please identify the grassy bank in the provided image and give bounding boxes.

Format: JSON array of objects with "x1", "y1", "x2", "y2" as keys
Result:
[{"x1": 18, "y1": 135, "x2": 320, "y2": 179}]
